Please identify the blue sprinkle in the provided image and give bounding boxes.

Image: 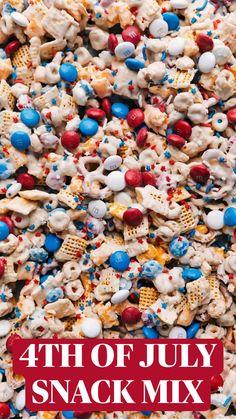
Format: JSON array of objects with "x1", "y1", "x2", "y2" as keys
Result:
[{"x1": 196, "y1": 0, "x2": 208, "y2": 11}]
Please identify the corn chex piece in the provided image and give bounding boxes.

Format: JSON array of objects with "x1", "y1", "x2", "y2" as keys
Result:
[
  {"x1": 60, "y1": 92, "x2": 77, "y2": 120},
  {"x1": 207, "y1": 274, "x2": 221, "y2": 300},
  {"x1": 57, "y1": 188, "x2": 80, "y2": 209},
  {"x1": 33, "y1": 87, "x2": 60, "y2": 110},
  {"x1": 55, "y1": 235, "x2": 88, "y2": 261},
  {"x1": 118, "y1": 145, "x2": 129, "y2": 158},
  {"x1": 6, "y1": 197, "x2": 37, "y2": 215},
  {"x1": 136, "y1": 244, "x2": 166, "y2": 265},
  {"x1": 169, "y1": 70, "x2": 195, "y2": 89},
  {"x1": 171, "y1": 187, "x2": 191, "y2": 202},
  {"x1": 0, "y1": 80, "x2": 15, "y2": 111},
  {"x1": 0, "y1": 111, "x2": 19, "y2": 135},
  {"x1": 5, "y1": 145, "x2": 28, "y2": 169},
  {"x1": 177, "y1": 206, "x2": 196, "y2": 233},
  {"x1": 12, "y1": 45, "x2": 31, "y2": 68},
  {"x1": 124, "y1": 216, "x2": 149, "y2": 241},
  {"x1": 139, "y1": 287, "x2": 158, "y2": 311},
  {"x1": 186, "y1": 277, "x2": 210, "y2": 310}
]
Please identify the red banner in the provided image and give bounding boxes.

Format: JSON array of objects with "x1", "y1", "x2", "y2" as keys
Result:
[{"x1": 12, "y1": 339, "x2": 223, "y2": 412}]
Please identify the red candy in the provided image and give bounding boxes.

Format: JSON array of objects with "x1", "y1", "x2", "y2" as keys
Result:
[
  {"x1": 108, "y1": 34, "x2": 118, "y2": 54},
  {"x1": 123, "y1": 207, "x2": 143, "y2": 227},
  {"x1": 61, "y1": 131, "x2": 80, "y2": 150},
  {"x1": 0, "y1": 403, "x2": 10, "y2": 419},
  {"x1": 6, "y1": 333, "x2": 22, "y2": 352},
  {"x1": 127, "y1": 108, "x2": 144, "y2": 129},
  {"x1": 125, "y1": 169, "x2": 143, "y2": 187},
  {"x1": 174, "y1": 120, "x2": 192, "y2": 139},
  {"x1": 122, "y1": 26, "x2": 141, "y2": 46},
  {"x1": 17, "y1": 173, "x2": 35, "y2": 189},
  {"x1": 227, "y1": 108, "x2": 236, "y2": 123},
  {"x1": 142, "y1": 171, "x2": 156, "y2": 186},
  {"x1": 210, "y1": 375, "x2": 224, "y2": 392},
  {"x1": 190, "y1": 164, "x2": 210, "y2": 185},
  {"x1": 4, "y1": 39, "x2": 21, "y2": 56},
  {"x1": 0, "y1": 259, "x2": 5, "y2": 278},
  {"x1": 101, "y1": 98, "x2": 111, "y2": 117},
  {"x1": 136, "y1": 126, "x2": 148, "y2": 147},
  {"x1": 196, "y1": 34, "x2": 214, "y2": 52},
  {"x1": 121, "y1": 306, "x2": 141, "y2": 324},
  {"x1": 0, "y1": 217, "x2": 14, "y2": 233},
  {"x1": 85, "y1": 108, "x2": 106, "y2": 121},
  {"x1": 167, "y1": 134, "x2": 185, "y2": 148}
]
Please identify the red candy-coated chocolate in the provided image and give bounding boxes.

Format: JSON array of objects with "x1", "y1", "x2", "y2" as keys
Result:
[
  {"x1": 0, "y1": 403, "x2": 10, "y2": 419},
  {"x1": 125, "y1": 169, "x2": 143, "y2": 187},
  {"x1": 61, "y1": 131, "x2": 80, "y2": 150},
  {"x1": 6, "y1": 333, "x2": 22, "y2": 352},
  {"x1": 190, "y1": 164, "x2": 210, "y2": 185},
  {"x1": 122, "y1": 26, "x2": 141, "y2": 46},
  {"x1": 0, "y1": 259, "x2": 5, "y2": 278},
  {"x1": 210, "y1": 374, "x2": 224, "y2": 392},
  {"x1": 127, "y1": 108, "x2": 144, "y2": 129},
  {"x1": 174, "y1": 120, "x2": 192, "y2": 139},
  {"x1": 142, "y1": 171, "x2": 156, "y2": 186},
  {"x1": 108, "y1": 34, "x2": 118, "y2": 54},
  {"x1": 85, "y1": 108, "x2": 106, "y2": 121},
  {"x1": 196, "y1": 34, "x2": 214, "y2": 52},
  {"x1": 136, "y1": 127, "x2": 148, "y2": 147},
  {"x1": 0, "y1": 217, "x2": 14, "y2": 233},
  {"x1": 123, "y1": 207, "x2": 143, "y2": 227},
  {"x1": 4, "y1": 39, "x2": 21, "y2": 56},
  {"x1": 167, "y1": 134, "x2": 185, "y2": 148},
  {"x1": 17, "y1": 173, "x2": 35, "y2": 190},
  {"x1": 121, "y1": 306, "x2": 141, "y2": 324},
  {"x1": 227, "y1": 108, "x2": 236, "y2": 123},
  {"x1": 101, "y1": 98, "x2": 111, "y2": 117}
]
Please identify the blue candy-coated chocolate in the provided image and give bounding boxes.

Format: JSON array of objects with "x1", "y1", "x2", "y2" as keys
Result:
[
  {"x1": 109, "y1": 250, "x2": 130, "y2": 271},
  {"x1": 186, "y1": 322, "x2": 200, "y2": 338}
]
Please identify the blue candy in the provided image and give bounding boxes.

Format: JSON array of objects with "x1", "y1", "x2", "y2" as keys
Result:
[
  {"x1": 109, "y1": 250, "x2": 130, "y2": 271},
  {"x1": 59, "y1": 63, "x2": 78, "y2": 82},
  {"x1": 79, "y1": 118, "x2": 99, "y2": 136},
  {"x1": 111, "y1": 102, "x2": 129, "y2": 119},
  {"x1": 143, "y1": 326, "x2": 159, "y2": 339},
  {"x1": 0, "y1": 159, "x2": 14, "y2": 179},
  {"x1": 45, "y1": 233, "x2": 61, "y2": 252},
  {"x1": 11, "y1": 131, "x2": 30, "y2": 151},
  {"x1": 0, "y1": 221, "x2": 10, "y2": 240},
  {"x1": 182, "y1": 268, "x2": 202, "y2": 281},
  {"x1": 40, "y1": 274, "x2": 51, "y2": 284},
  {"x1": 162, "y1": 12, "x2": 179, "y2": 31},
  {"x1": 46, "y1": 287, "x2": 64, "y2": 303},
  {"x1": 186, "y1": 322, "x2": 200, "y2": 338},
  {"x1": 169, "y1": 236, "x2": 189, "y2": 258},
  {"x1": 125, "y1": 58, "x2": 145, "y2": 71},
  {"x1": 62, "y1": 412, "x2": 74, "y2": 419},
  {"x1": 20, "y1": 108, "x2": 40, "y2": 127},
  {"x1": 224, "y1": 207, "x2": 236, "y2": 227},
  {"x1": 141, "y1": 260, "x2": 163, "y2": 280},
  {"x1": 141, "y1": 412, "x2": 152, "y2": 417},
  {"x1": 29, "y1": 248, "x2": 48, "y2": 262}
]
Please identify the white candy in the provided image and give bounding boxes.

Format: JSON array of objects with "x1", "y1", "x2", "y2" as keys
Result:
[
  {"x1": 0, "y1": 320, "x2": 11, "y2": 337},
  {"x1": 81, "y1": 318, "x2": 102, "y2": 338},
  {"x1": 212, "y1": 113, "x2": 228, "y2": 132},
  {"x1": 111, "y1": 289, "x2": 129, "y2": 304},
  {"x1": 15, "y1": 389, "x2": 25, "y2": 411},
  {"x1": 106, "y1": 171, "x2": 126, "y2": 191},
  {"x1": 6, "y1": 182, "x2": 22, "y2": 198},
  {"x1": 198, "y1": 52, "x2": 216, "y2": 73},
  {"x1": 213, "y1": 45, "x2": 231, "y2": 65},
  {"x1": 167, "y1": 37, "x2": 185, "y2": 56},
  {"x1": 169, "y1": 326, "x2": 187, "y2": 339},
  {"x1": 119, "y1": 278, "x2": 132, "y2": 290},
  {"x1": 88, "y1": 200, "x2": 107, "y2": 218},
  {"x1": 11, "y1": 11, "x2": 29, "y2": 27},
  {"x1": 170, "y1": 0, "x2": 188, "y2": 8},
  {"x1": 206, "y1": 210, "x2": 224, "y2": 230},
  {"x1": 104, "y1": 155, "x2": 122, "y2": 171},
  {"x1": 114, "y1": 42, "x2": 135, "y2": 59},
  {"x1": 149, "y1": 19, "x2": 168, "y2": 38}
]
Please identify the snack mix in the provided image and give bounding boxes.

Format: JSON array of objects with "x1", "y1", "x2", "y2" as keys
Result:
[{"x1": 0, "y1": 0, "x2": 236, "y2": 417}]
